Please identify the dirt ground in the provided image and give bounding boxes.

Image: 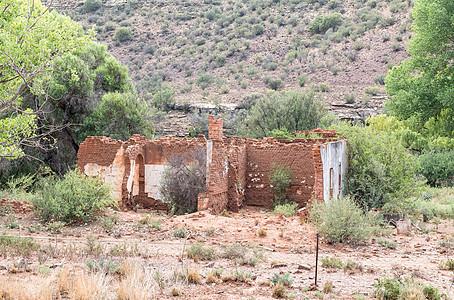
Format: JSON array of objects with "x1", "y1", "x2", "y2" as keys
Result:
[{"x1": 0, "y1": 206, "x2": 453, "y2": 299}]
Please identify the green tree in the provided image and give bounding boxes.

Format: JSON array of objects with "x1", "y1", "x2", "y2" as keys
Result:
[
  {"x1": 20, "y1": 42, "x2": 134, "y2": 174},
  {"x1": 240, "y1": 90, "x2": 336, "y2": 138},
  {"x1": 81, "y1": 92, "x2": 158, "y2": 141},
  {"x1": 0, "y1": 0, "x2": 92, "y2": 159},
  {"x1": 333, "y1": 122, "x2": 420, "y2": 212},
  {"x1": 385, "y1": 0, "x2": 454, "y2": 138}
]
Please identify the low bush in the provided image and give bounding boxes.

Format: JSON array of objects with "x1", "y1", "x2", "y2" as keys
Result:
[
  {"x1": 273, "y1": 203, "x2": 298, "y2": 217},
  {"x1": 83, "y1": 0, "x2": 101, "y2": 12},
  {"x1": 298, "y1": 75, "x2": 307, "y2": 87},
  {"x1": 310, "y1": 196, "x2": 381, "y2": 244},
  {"x1": 268, "y1": 164, "x2": 293, "y2": 206},
  {"x1": 321, "y1": 256, "x2": 343, "y2": 269},
  {"x1": 113, "y1": 27, "x2": 132, "y2": 43},
  {"x1": 173, "y1": 228, "x2": 187, "y2": 238},
  {"x1": 373, "y1": 276, "x2": 446, "y2": 300},
  {"x1": 196, "y1": 72, "x2": 214, "y2": 90},
  {"x1": 0, "y1": 235, "x2": 38, "y2": 257},
  {"x1": 344, "y1": 94, "x2": 355, "y2": 104},
  {"x1": 219, "y1": 244, "x2": 247, "y2": 259},
  {"x1": 308, "y1": 13, "x2": 343, "y2": 34},
  {"x1": 270, "y1": 272, "x2": 293, "y2": 286},
  {"x1": 186, "y1": 242, "x2": 216, "y2": 261},
  {"x1": 419, "y1": 150, "x2": 454, "y2": 187},
  {"x1": 32, "y1": 169, "x2": 113, "y2": 224},
  {"x1": 264, "y1": 77, "x2": 284, "y2": 90}
]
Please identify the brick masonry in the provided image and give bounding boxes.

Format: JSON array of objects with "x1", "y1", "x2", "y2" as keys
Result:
[{"x1": 77, "y1": 116, "x2": 346, "y2": 213}]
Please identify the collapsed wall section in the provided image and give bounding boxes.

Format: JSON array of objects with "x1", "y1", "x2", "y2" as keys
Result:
[{"x1": 122, "y1": 135, "x2": 207, "y2": 210}]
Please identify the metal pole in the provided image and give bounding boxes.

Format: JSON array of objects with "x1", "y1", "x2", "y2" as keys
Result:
[{"x1": 315, "y1": 233, "x2": 319, "y2": 286}]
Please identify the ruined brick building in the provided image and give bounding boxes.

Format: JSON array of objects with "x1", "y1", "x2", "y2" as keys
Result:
[{"x1": 77, "y1": 115, "x2": 347, "y2": 213}]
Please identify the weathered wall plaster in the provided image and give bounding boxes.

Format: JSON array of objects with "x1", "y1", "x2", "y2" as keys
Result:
[{"x1": 320, "y1": 141, "x2": 348, "y2": 202}]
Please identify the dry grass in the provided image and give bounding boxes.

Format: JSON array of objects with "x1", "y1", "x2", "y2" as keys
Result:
[
  {"x1": 71, "y1": 272, "x2": 109, "y2": 300},
  {"x1": 0, "y1": 276, "x2": 56, "y2": 300},
  {"x1": 187, "y1": 265, "x2": 202, "y2": 284},
  {"x1": 117, "y1": 260, "x2": 156, "y2": 299},
  {"x1": 57, "y1": 267, "x2": 71, "y2": 295},
  {"x1": 272, "y1": 283, "x2": 286, "y2": 298}
]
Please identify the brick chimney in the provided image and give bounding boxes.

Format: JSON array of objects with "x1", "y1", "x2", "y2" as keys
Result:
[{"x1": 208, "y1": 115, "x2": 223, "y2": 140}]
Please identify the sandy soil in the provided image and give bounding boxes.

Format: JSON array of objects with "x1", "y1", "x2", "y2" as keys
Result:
[{"x1": 0, "y1": 206, "x2": 453, "y2": 299}]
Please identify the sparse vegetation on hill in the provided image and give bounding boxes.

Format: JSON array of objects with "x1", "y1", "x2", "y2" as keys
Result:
[{"x1": 56, "y1": 0, "x2": 412, "y2": 113}]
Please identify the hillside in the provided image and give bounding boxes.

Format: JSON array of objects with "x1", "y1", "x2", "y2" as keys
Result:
[{"x1": 49, "y1": 0, "x2": 412, "y2": 133}]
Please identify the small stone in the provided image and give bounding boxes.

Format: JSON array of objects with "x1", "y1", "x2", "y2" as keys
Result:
[
  {"x1": 272, "y1": 263, "x2": 288, "y2": 268},
  {"x1": 298, "y1": 264, "x2": 312, "y2": 270}
]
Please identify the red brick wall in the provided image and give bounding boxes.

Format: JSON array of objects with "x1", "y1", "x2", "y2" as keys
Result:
[
  {"x1": 245, "y1": 139, "x2": 317, "y2": 208},
  {"x1": 77, "y1": 127, "x2": 341, "y2": 212},
  {"x1": 77, "y1": 136, "x2": 123, "y2": 168},
  {"x1": 208, "y1": 115, "x2": 223, "y2": 140},
  {"x1": 121, "y1": 135, "x2": 207, "y2": 210},
  {"x1": 311, "y1": 144, "x2": 324, "y2": 202}
]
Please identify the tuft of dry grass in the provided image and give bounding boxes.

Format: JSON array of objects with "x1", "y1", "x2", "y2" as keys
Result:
[
  {"x1": 272, "y1": 283, "x2": 286, "y2": 298},
  {"x1": 323, "y1": 280, "x2": 334, "y2": 294},
  {"x1": 117, "y1": 260, "x2": 156, "y2": 299},
  {"x1": 187, "y1": 265, "x2": 202, "y2": 284},
  {"x1": 57, "y1": 267, "x2": 71, "y2": 295},
  {"x1": 258, "y1": 228, "x2": 267, "y2": 237},
  {"x1": 71, "y1": 272, "x2": 109, "y2": 300},
  {"x1": 0, "y1": 276, "x2": 56, "y2": 300}
]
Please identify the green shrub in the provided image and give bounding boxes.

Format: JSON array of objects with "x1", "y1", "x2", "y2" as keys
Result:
[
  {"x1": 308, "y1": 13, "x2": 343, "y2": 34},
  {"x1": 252, "y1": 23, "x2": 265, "y2": 35},
  {"x1": 196, "y1": 72, "x2": 214, "y2": 90},
  {"x1": 310, "y1": 196, "x2": 381, "y2": 244},
  {"x1": 344, "y1": 94, "x2": 355, "y2": 104},
  {"x1": 270, "y1": 272, "x2": 293, "y2": 286},
  {"x1": 220, "y1": 244, "x2": 247, "y2": 259},
  {"x1": 373, "y1": 276, "x2": 445, "y2": 300},
  {"x1": 321, "y1": 256, "x2": 344, "y2": 268},
  {"x1": 298, "y1": 75, "x2": 307, "y2": 87},
  {"x1": 374, "y1": 74, "x2": 386, "y2": 85},
  {"x1": 333, "y1": 122, "x2": 420, "y2": 211},
  {"x1": 0, "y1": 235, "x2": 38, "y2": 257},
  {"x1": 113, "y1": 27, "x2": 132, "y2": 42},
  {"x1": 32, "y1": 169, "x2": 113, "y2": 224},
  {"x1": 264, "y1": 76, "x2": 284, "y2": 90},
  {"x1": 186, "y1": 242, "x2": 216, "y2": 260},
  {"x1": 173, "y1": 228, "x2": 187, "y2": 238},
  {"x1": 240, "y1": 89, "x2": 336, "y2": 138},
  {"x1": 377, "y1": 238, "x2": 397, "y2": 249},
  {"x1": 268, "y1": 164, "x2": 293, "y2": 206},
  {"x1": 83, "y1": 0, "x2": 101, "y2": 12},
  {"x1": 439, "y1": 258, "x2": 454, "y2": 271},
  {"x1": 418, "y1": 150, "x2": 454, "y2": 187},
  {"x1": 364, "y1": 85, "x2": 381, "y2": 95},
  {"x1": 273, "y1": 203, "x2": 298, "y2": 217},
  {"x1": 152, "y1": 85, "x2": 175, "y2": 111},
  {"x1": 105, "y1": 23, "x2": 116, "y2": 32},
  {"x1": 86, "y1": 258, "x2": 120, "y2": 275}
]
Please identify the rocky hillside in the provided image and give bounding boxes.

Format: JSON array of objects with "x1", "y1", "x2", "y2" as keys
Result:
[{"x1": 48, "y1": 0, "x2": 413, "y2": 130}]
